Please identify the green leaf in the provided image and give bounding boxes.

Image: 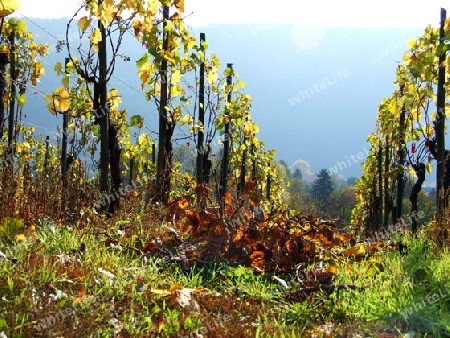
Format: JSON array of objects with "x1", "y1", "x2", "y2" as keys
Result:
[
  {"x1": 0, "y1": 317, "x2": 8, "y2": 330},
  {"x1": 16, "y1": 20, "x2": 27, "y2": 33},
  {"x1": 115, "y1": 220, "x2": 131, "y2": 226},
  {"x1": 136, "y1": 53, "x2": 150, "y2": 68},
  {"x1": 18, "y1": 94, "x2": 26, "y2": 107},
  {"x1": 130, "y1": 114, "x2": 144, "y2": 128},
  {"x1": 62, "y1": 74, "x2": 70, "y2": 88}
]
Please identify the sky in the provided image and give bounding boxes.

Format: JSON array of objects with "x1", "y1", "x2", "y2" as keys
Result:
[{"x1": 13, "y1": 0, "x2": 450, "y2": 28}]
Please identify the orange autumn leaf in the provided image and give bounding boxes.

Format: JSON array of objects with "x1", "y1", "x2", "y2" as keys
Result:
[
  {"x1": 177, "y1": 198, "x2": 189, "y2": 209},
  {"x1": 195, "y1": 183, "x2": 210, "y2": 198},
  {"x1": 72, "y1": 297, "x2": 84, "y2": 307},
  {"x1": 140, "y1": 239, "x2": 161, "y2": 253},
  {"x1": 327, "y1": 265, "x2": 338, "y2": 274},
  {"x1": 78, "y1": 287, "x2": 86, "y2": 297},
  {"x1": 285, "y1": 239, "x2": 298, "y2": 255},
  {"x1": 244, "y1": 180, "x2": 257, "y2": 194},
  {"x1": 342, "y1": 244, "x2": 366, "y2": 257},
  {"x1": 224, "y1": 191, "x2": 233, "y2": 205},
  {"x1": 316, "y1": 232, "x2": 334, "y2": 246},
  {"x1": 249, "y1": 251, "x2": 265, "y2": 271},
  {"x1": 15, "y1": 232, "x2": 25, "y2": 241},
  {"x1": 248, "y1": 192, "x2": 262, "y2": 205},
  {"x1": 340, "y1": 233, "x2": 351, "y2": 244}
]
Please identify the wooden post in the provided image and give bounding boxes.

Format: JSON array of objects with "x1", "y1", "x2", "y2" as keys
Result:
[
  {"x1": 251, "y1": 144, "x2": 257, "y2": 180},
  {"x1": 196, "y1": 32, "x2": 205, "y2": 184},
  {"x1": 44, "y1": 136, "x2": 50, "y2": 173},
  {"x1": 395, "y1": 84, "x2": 406, "y2": 223},
  {"x1": 61, "y1": 57, "x2": 70, "y2": 179},
  {"x1": 152, "y1": 143, "x2": 156, "y2": 164},
  {"x1": 220, "y1": 63, "x2": 233, "y2": 199},
  {"x1": 156, "y1": 5, "x2": 170, "y2": 203},
  {"x1": 383, "y1": 138, "x2": 391, "y2": 228},
  {"x1": 411, "y1": 163, "x2": 426, "y2": 233},
  {"x1": 98, "y1": 0, "x2": 109, "y2": 193},
  {"x1": 238, "y1": 146, "x2": 247, "y2": 195},
  {"x1": 238, "y1": 119, "x2": 247, "y2": 195},
  {"x1": 0, "y1": 39, "x2": 7, "y2": 139},
  {"x1": 7, "y1": 30, "x2": 15, "y2": 160},
  {"x1": 376, "y1": 142, "x2": 383, "y2": 232},
  {"x1": 266, "y1": 162, "x2": 271, "y2": 201},
  {"x1": 129, "y1": 157, "x2": 134, "y2": 184},
  {"x1": 436, "y1": 8, "x2": 447, "y2": 222}
]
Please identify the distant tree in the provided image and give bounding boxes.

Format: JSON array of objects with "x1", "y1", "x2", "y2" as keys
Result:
[
  {"x1": 346, "y1": 176, "x2": 358, "y2": 186},
  {"x1": 293, "y1": 167, "x2": 302, "y2": 180},
  {"x1": 330, "y1": 186, "x2": 357, "y2": 222},
  {"x1": 427, "y1": 188, "x2": 436, "y2": 203},
  {"x1": 291, "y1": 158, "x2": 314, "y2": 181},
  {"x1": 278, "y1": 160, "x2": 292, "y2": 179},
  {"x1": 173, "y1": 144, "x2": 196, "y2": 174},
  {"x1": 311, "y1": 169, "x2": 334, "y2": 210}
]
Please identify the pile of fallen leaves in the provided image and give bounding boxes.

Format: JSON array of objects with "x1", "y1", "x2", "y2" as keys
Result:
[{"x1": 137, "y1": 182, "x2": 398, "y2": 297}]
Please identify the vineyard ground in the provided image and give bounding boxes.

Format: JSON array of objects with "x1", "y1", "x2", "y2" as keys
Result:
[{"x1": 1, "y1": 207, "x2": 449, "y2": 338}]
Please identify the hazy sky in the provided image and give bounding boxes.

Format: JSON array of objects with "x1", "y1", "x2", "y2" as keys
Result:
[{"x1": 14, "y1": 0, "x2": 449, "y2": 28}]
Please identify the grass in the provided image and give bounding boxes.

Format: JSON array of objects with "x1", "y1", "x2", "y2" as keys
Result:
[{"x1": 1, "y1": 216, "x2": 450, "y2": 337}]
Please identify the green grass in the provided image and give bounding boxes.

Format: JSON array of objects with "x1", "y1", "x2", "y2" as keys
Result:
[{"x1": 1, "y1": 221, "x2": 450, "y2": 337}]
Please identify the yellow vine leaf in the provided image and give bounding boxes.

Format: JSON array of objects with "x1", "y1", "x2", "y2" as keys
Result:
[
  {"x1": 407, "y1": 38, "x2": 416, "y2": 50},
  {"x1": 179, "y1": 114, "x2": 193, "y2": 125},
  {"x1": 138, "y1": 133, "x2": 149, "y2": 145},
  {"x1": 184, "y1": 36, "x2": 196, "y2": 51},
  {"x1": 445, "y1": 18, "x2": 450, "y2": 34},
  {"x1": 77, "y1": 16, "x2": 92, "y2": 33},
  {"x1": 172, "y1": 106, "x2": 182, "y2": 121},
  {"x1": 170, "y1": 69, "x2": 181, "y2": 85},
  {"x1": 54, "y1": 62, "x2": 62, "y2": 76},
  {"x1": 90, "y1": 28, "x2": 102, "y2": 52},
  {"x1": 147, "y1": 0, "x2": 160, "y2": 15},
  {"x1": 0, "y1": 0, "x2": 20, "y2": 17},
  {"x1": 170, "y1": 84, "x2": 184, "y2": 97},
  {"x1": 174, "y1": 0, "x2": 184, "y2": 13},
  {"x1": 17, "y1": 94, "x2": 26, "y2": 107},
  {"x1": 36, "y1": 43, "x2": 49, "y2": 57},
  {"x1": 32, "y1": 62, "x2": 45, "y2": 86},
  {"x1": 170, "y1": 12, "x2": 182, "y2": 21},
  {"x1": 16, "y1": 142, "x2": 30, "y2": 153},
  {"x1": 133, "y1": 19, "x2": 143, "y2": 38},
  {"x1": 407, "y1": 167, "x2": 417, "y2": 178},
  {"x1": 206, "y1": 71, "x2": 218, "y2": 84},
  {"x1": 49, "y1": 87, "x2": 71, "y2": 113},
  {"x1": 342, "y1": 244, "x2": 365, "y2": 257},
  {"x1": 108, "y1": 87, "x2": 122, "y2": 110},
  {"x1": 98, "y1": 0, "x2": 117, "y2": 26}
]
